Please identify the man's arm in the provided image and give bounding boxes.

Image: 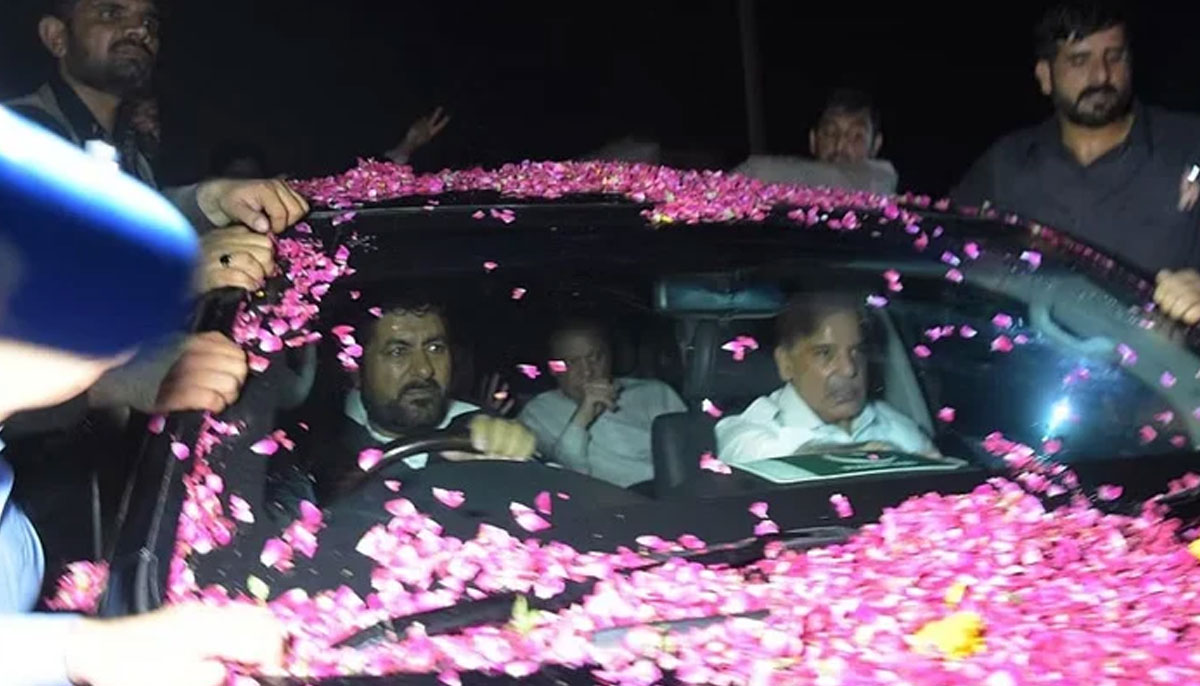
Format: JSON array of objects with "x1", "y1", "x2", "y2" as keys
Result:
[
  {"x1": 713, "y1": 412, "x2": 797, "y2": 465},
  {"x1": 0, "y1": 613, "x2": 79, "y2": 686}
]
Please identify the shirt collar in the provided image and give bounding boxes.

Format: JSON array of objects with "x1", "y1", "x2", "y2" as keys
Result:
[
  {"x1": 344, "y1": 389, "x2": 475, "y2": 443},
  {"x1": 48, "y1": 68, "x2": 109, "y2": 143},
  {"x1": 776, "y1": 384, "x2": 878, "y2": 435},
  {"x1": 1033, "y1": 100, "x2": 1152, "y2": 163}
]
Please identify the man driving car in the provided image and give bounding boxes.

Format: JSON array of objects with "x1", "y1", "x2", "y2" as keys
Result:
[
  {"x1": 304, "y1": 297, "x2": 535, "y2": 503},
  {"x1": 716, "y1": 292, "x2": 937, "y2": 463}
]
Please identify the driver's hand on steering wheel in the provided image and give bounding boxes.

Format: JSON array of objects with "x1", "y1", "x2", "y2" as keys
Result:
[{"x1": 451, "y1": 415, "x2": 536, "y2": 461}]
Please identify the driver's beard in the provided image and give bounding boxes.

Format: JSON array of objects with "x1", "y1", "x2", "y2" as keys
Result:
[
  {"x1": 363, "y1": 391, "x2": 449, "y2": 436},
  {"x1": 1054, "y1": 82, "x2": 1134, "y2": 128},
  {"x1": 64, "y1": 40, "x2": 153, "y2": 97}
]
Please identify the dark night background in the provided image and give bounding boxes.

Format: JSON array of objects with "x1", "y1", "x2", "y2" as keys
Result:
[{"x1": 2, "y1": 1, "x2": 1200, "y2": 195}]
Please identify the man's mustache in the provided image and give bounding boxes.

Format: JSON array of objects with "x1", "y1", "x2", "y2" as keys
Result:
[
  {"x1": 397, "y1": 379, "x2": 442, "y2": 397},
  {"x1": 1076, "y1": 85, "x2": 1118, "y2": 104},
  {"x1": 112, "y1": 39, "x2": 151, "y2": 55}
]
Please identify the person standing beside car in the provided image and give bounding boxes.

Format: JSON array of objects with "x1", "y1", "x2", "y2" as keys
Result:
[{"x1": 952, "y1": 1, "x2": 1200, "y2": 273}]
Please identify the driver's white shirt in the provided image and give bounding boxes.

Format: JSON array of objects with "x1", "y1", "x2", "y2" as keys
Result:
[
  {"x1": 715, "y1": 384, "x2": 935, "y2": 464},
  {"x1": 344, "y1": 391, "x2": 479, "y2": 469}
]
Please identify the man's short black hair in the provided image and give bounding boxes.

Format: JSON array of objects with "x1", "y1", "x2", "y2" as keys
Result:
[
  {"x1": 1034, "y1": 1, "x2": 1131, "y2": 61},
  {"x1": 45, "y1": 0, "x2": 81, "y2": 19},
  {"x1": 817, "y1": 88, "x2": 882, "y2": 136},
  {"x1": 776, "y1": 292, "x2": 866, "y2": 349}
]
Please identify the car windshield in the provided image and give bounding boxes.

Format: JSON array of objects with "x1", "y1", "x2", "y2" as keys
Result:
[{"x1": 67, "y1": 163, "x2": 1200, "y2": 685}]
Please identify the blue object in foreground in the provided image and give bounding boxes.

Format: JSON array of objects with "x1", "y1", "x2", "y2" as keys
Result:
[{"x1": 0, "y1": 105, "x2": 198, "y2": 356}]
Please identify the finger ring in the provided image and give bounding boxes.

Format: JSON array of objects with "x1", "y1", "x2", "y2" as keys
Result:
[{"x1": 220, "y1": 254, "x2": 233, "y2": 267}]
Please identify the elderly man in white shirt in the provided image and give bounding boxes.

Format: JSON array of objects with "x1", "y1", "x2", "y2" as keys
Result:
[
  {"x1": 519, "y1": 321, "x2": 686, "y2": 488},
  {"x1": 716, "y1": 293, "x2": 936, "y2": 464}
]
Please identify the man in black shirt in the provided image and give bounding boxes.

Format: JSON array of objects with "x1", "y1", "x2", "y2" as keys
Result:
[{"x1": 952, "y1": 1, "x2": 1200, "y2": 273}]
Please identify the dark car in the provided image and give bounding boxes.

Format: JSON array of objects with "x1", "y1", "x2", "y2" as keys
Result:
[{"x1": 44, "y1": 161, "x2": 1200, "y2": 684}]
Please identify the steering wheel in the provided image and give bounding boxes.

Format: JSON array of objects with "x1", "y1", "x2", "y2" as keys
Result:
[{"x1": 341, "y1": 427, "x2": 551, "y2": 495}]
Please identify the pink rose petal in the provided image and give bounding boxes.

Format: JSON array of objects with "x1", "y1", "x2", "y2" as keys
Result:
[
  {"x1": 368, "y1": 307, "x2": 383, "y2": 318},
  {"x1": 699, "y1": 451, "x2": 732, "y2": 474},
  {"x1": 384, "y1": 479, "x2": 403, "y2": 492},
  {"x1": 517, "y1": 364, "x2": 541, "y2": 380},
  {"x1": 1161, "y1": 372, "x2": 1178, "y2": 388},
  {"x1": 170, "y1": 442, "x2": 190, "y2": 460},
  {"x1": 358, "y1": 447, "x2": 384, "y2": 472},
  {"x1": 748, "y1": 501, "x2": 769, "y2": 519},
  {"x1": 964, "y1": 242, "x2": 981, "y2": 259},
  {"x1": 298, "y1": 500, "x2": 323, "y2": 528},
  {"x1": 945, "y1": 268, "x2": 964, "y2": 283},
  {"x1": 991, "y1": 335, "x2": 1014, "y2": 353},
  {"x1": 259, "y1": 538, "x2": 292, "y2": 570},
  {"x1": 1096, "y1": 484, "x2": 1123, "y2": 501},
  {"x1": 701, "y1": 399, "x2": 723, "y2": 418},
  {"x1": 754, "y1": 520, "x2": 780, "y2": 536},
  {"x1": 937, "y1": 407, "x2": 956, "y2": 423},
  {"x1": 432, "y1": 487, "x2": 466, "y2": 509},
  {"x1": 1155, "y1": 410, "x2": 1175, "y2": 425},
  {"x1": 535, "y1": 491, "x2": 553, "y2": 516},
  {"x1": 1042, "y1": 438, "x2": 1063, "y2": 455},
  {"x1": 510, "y1": 502, "x2": 552, "y2": 532},
  {"x1": 913, "y1": 345, "x2": 932, "y2": 359},
  {"x1": 866, "y1": 294, "x2": 889, "y2": 308},
  {"x1": 247, "y1": 352, "x2": 270, "y2": 373},
  {"x1": 1117, "y1": 343, "x2": 1138, "y2": 366},
  {"x1": 1139, "y1": 425, "x2": 1158, "y2": 444},
  {"x1": 511, "y1": 287, "x2": 527, "y2": 300},
  {"x1": 1020, "y1": 250, "x2": 1042, "y2": 269},
  {"x1": 830, "y1": 493, "x2": 854, "y2": 518},
  {"x1": 250, "y1": 437, "x2": 280, "y2": 456},
  {"x1": 483, "y1": 261, "x2": 499, "y2": 272},
  {"x1": 350, "y1": 290, "x2": 361, "y2": 300},
  {"x1": 148, "y1": 415, "x2": 166, "y2": 435},
  {"x1": 228, "y1": 494, "x2": 254, "y2": 524},
  {"x1": 992, "y1": 313, "x2": 1014, "y2": 329},
  {"x1": 548, "y1": 360, "x2": 568, "y2": 374},
  {"x1": 960, "y1": 325, "x2": 978, "y2": 339},
  {"x1": 1172, "y1": 435, "x2": 1189, "y2": 448}
]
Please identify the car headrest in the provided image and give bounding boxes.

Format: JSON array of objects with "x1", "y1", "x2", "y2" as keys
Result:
[{"x1": 683, "y1": 319, "x2": 779, "y2": 413}]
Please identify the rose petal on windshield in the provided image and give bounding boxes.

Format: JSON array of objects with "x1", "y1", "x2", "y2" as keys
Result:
[
  {"x1": 384, "y1": 479, "x2": 403, "y2": 492},
  {"x1": 830, "y1": 493, "x2": 854, "y2": 519},
  {"x1": 299, "y1": 500, "x2": 323, "y2": 528},
  {"x1": 964, "y1": 242, "x2": 981, "y2": 259},
  {"x1": 701, "y1": 399, "x2": 723, "y2": 418},
  {"x1": 510, "y1": 502, "x2": 551, "y2": 532},
  {"x1": 483, "y1": 261, "x2": 499, "y2": 272},
  {"x1": 937, "y1": 407, "x2": 956, "y2": 423},
  {"x1": 260, "y1": 538, "x2": 293, "y2": 570},
  {"x1": 472, "y1": 210, "x2": 486, "y2": 219},
  {"x1": 170, "y1": 442, "x2": 190, "y2": 460},
  {"x1": 384, "y1": 498, "x2": 417, "y2": 517},
  {"x1": 1161, "y1": 372, "x2": 1178, "y2": 388},
  {"x1": 699, "y1": 452, "x2": 732, "y2": 474},
  {"x1": 940, "y1": 251, "x2": 961, "y2": 266},
  {"x1": 433, "y1": 487, "x2": 466, "y2": 509},
  {"x1": 866, "y1": 294, "x2": 889, "y2": 308},
  {"x1": 535, "y1": 491, "x2": 553, "y2": 516},
  {"x1": 960, "y1": 325, "x2": 978, "y2": 339},
  {"x1": 368, "y1": 307, "x2": 383, "y2": 318},
  {"x1": 1155, "y1": 411, "x2": 1175, "y2": 425},
  {"x1": 1096, "y1": 484, "x2": 1123, "y2": 501},
  {"x1": 1172, "y1": 435, "x2": 1189, "y2": 448},
  {"x1": 913, "y1": 345, "x2": 932, "y2": 359},
  {"x1": 1042, "y1": 439, "x2": 1063, "y2": 455},
  {"x1": 350, "y1": 290, "x2": 361, "y2": 300},
  {"x1": 749, "y1": 501, "x2": 769, "y2": 519},
  {"x1": 250, "y1": 437, "x2": 280, "y2": 456},
  {"x1": 1117, "y1": 344, "x2": 1138, "y2": 366},
  {"x1": 754, "y1": 520, "x2": 780, "y2": 536},
  {"x1": 992, "y1": 313, "x2": 1014, "y2": 329},
  {"x1": 991, "y1": 335, "x2": 1014, "y2": 353},
  {"x1": 1139, "y1": 425, "x2": 1159, "y2": 444},
  {"x1": 358, "y1": 448, "x2": 383, "y2": 471},
  {"x1": 517, "y1": 364, "x2": 541, "y2": 380},
  {"x1": 511, "y1": 287, "x2": 527, "y2": 300},
  {"x1": 222, "y1": 497, "x2": 252, "y2": 527},
  {"x1": 148, "y1": 415, "x2": 166, "y2": 435},
  {"x1": 945, "y1": 268, "x2": 964, "y2": 284},
  {"x1": 1020, "y1": 251, "x2": 1043, "y2": 269},
  {"x1": 548, "y1": 360, "x2": 568, "y2": 374}
]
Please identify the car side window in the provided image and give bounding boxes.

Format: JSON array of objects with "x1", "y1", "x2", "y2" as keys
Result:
[{"x1": 888, "y1": 295, "x2": 1186, "y2": 462}]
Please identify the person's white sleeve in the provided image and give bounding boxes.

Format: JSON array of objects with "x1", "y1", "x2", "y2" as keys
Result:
[
  {"x1": 660, "y1": 384, "x2": 687, "y2": 414},
  {"x1": 0, "y1": 613, "x2": 81, "y2": 686},
  {"x1": 877, "y1": 404, "x2": 939, "y2": 455},
  {"x1": 518, "y1": 403, "x2": 588, "y2": 469},
  {"x1": 714, "y1": 407, "x2": 799, "y2": 465}
]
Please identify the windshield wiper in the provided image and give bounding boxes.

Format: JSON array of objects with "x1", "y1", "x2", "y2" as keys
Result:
[{"x1": 333, "y1": 526, "x2": 853, "y2": 649}]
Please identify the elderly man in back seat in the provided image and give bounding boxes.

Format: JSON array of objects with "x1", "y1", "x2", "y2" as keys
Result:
[
  {"x1": 716, "y1": 293, "x2": 937, "y2": 463},
  {"x1": 519, "y1": 320, "x2": 685, "y2": 489}
]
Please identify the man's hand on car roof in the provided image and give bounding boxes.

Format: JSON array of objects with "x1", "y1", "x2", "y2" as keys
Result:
[
  {"x1": 1155, "y1": 269, "x2": 1200, "y2": 325},
  {"x1": 65, "y1": 603, "x2": 285, "y2": 686},
  {"x1": 196, "y1": 225, "x2": 276, "y2": 294},
  {"x1": 152, "y1": 332, "x2": 249, "y2": 414},
  {"x1": 196, "y1": 178, "x2": 309, "y2": 234}
]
